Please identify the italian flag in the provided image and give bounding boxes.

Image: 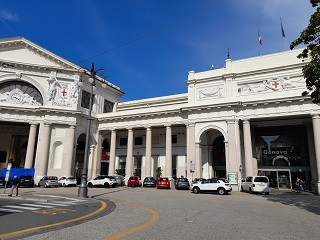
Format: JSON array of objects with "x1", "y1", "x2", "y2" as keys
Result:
[{"x1": 258, "y1": 30, "x2": 262, "y2": 45}]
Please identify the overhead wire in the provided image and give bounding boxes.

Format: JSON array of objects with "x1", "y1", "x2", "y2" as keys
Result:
[{"x1": 76, "y1": 0, "x2": 228, "y2": 65}]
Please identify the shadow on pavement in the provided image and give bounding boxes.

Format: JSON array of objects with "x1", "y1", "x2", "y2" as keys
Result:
[{"x1": 264, "y1": 189, "x2": 320, "y2": 215}]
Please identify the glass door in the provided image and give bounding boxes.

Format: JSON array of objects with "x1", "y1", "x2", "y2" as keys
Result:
[{"x1": 276, "y1": 171, "x2": 292, "y2": 189}]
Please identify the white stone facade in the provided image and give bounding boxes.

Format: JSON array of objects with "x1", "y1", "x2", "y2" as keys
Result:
[{"x1": 1, "y1": 37, "x2": 320, "y2": 193}]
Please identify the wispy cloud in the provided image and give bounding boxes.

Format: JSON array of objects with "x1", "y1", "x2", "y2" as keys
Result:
[{"x1": 0, "y1": 10, "x2": 18, "y2": 22}]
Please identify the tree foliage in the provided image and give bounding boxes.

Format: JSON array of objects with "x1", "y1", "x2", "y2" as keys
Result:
[{"x1": 290, "y1": 0, "x2": 320, "y2": 103}]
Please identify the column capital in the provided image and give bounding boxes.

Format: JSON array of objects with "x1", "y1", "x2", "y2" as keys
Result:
[
  {"x1": 312, "y1": 114, "x2": 320, "y2": 120},
  {"x1": 28, "y1": 122, "x2": 39, "y2": 126},
  {"x1": 242, "y1": 118, "x2": 250, "y2": 124},
  {"x1": 186, "y1": 122, "x2": 195, "y2": 127},
  {"x1": 226, "y1": 118, "x2": 240, "y2": 124}
]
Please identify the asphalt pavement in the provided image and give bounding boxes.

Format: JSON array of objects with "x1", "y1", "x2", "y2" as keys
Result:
[{"x1": 0, "y1": 186, "x2": 320, "y2": 240}]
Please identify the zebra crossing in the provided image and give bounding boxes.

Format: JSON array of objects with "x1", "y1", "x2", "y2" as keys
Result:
[{"x1": 0, "y1": 196, "x2": 88, "y2": 214}]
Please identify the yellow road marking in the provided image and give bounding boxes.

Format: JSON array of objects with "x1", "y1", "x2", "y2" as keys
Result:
[
  {"x1": 33, "y1": 208, "x2": 76, "y2": 215},
  {"x1": 106, "y1": 200, "x2": 159, "y2": 240},
  {"x1": 0, "y1": 200, "x2": 107, "y2": 238}
]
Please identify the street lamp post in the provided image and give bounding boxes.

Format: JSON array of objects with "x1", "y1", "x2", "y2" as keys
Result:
[{"x1": 78, "y1": 63, "x2": 107, "y2": 198}]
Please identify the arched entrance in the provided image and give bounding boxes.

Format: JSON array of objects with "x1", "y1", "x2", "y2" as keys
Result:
[{"x1": 199, "y1": 129, "x2": 226, "y2": 179}]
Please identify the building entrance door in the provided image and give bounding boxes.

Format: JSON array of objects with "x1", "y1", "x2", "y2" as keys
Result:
[
  {"x1": 276, "y1": 171, "x2": 292, "y2": 189},
  {"x1": 263, "y1": 170, "x2": 292, "y2": 189}
]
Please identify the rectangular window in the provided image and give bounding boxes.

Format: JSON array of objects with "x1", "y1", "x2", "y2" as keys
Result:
[
  {"x1": 152, "y1": 136, "x2": 159, "y2": 145},
  {"x1": 135, "y1": 137, "x2": 143, "y2": 145},
  {"x1": 119, "y1": 138, "x2": 128, "y2": 146},
  {"x1": 0, "y1": 151, "x2": 7, "y2": 163},
  {"x1": 172, "y1": 135, "x2": 177, "y2": 144},
  {"x1": 81, "y1": 90, "x2": 94, "y2": 109},
  {"x1": 103, "y1": 99, "x2": 114, "y2": 113}
]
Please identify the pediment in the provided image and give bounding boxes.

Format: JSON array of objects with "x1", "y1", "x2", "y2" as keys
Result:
[{"x1": 0, "y1": 37, "x2": 78, "y2": 70}]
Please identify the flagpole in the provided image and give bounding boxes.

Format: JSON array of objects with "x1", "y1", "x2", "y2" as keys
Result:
[{"x1": 280, "y1": 18, "x2": 285, "y2": 50}]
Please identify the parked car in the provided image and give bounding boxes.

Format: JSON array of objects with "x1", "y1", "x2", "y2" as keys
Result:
[
  {"x1": 241, "y1": 176, "x2": 270, "y2": 195},
  {"x1": 19, "y1": 175, "x2": 34, "y2": 188},
  {"x1": 175, "y1": 177, "x2": 190, "y2": 190},
  {"x1": 191, "y1": 178, "x2": 232, "y2": 195},
  {"x1": 127, "y1": 176, "x2": 141, "y2": 187},
  {"x1": 38, "y1": 176, "x2": 59, "y2": 188},
  {"x1": 143, "y1": 177, "x2": 157, "y2": 187},
  {"x1": 114, "y1": 175, "x2": 125, "y2": 186},
  {"x1": 157, "y1": 177, "x2": 171, "y2": 189},
  {"x1": 87, "y1": 175, "x2": 117, "y2": 188},
  {"x1": 0, "y1": 176, "x2": 7, "y2": 188},
  {"x1": 58, "y1": 176, "x2": 77, "y2": 187},
  {"x1": 192, "y1": 178, "x2": 206, "y2": 183}
]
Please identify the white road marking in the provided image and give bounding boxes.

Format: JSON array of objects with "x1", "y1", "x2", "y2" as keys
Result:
[
  {"x1": 2, "y1": 205, "x2": 40, "y2": 210},
  {"x1": 34, "y1": 202, "x2": 71, "y2": 206},
  {"x1": 0, "y1": 207, "x2": 23, "y2": 213}
]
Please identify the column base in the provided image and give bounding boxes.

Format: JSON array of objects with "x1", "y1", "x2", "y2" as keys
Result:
[{"x1": 78, "y1": 186, "x2": 88, "y2": 198}]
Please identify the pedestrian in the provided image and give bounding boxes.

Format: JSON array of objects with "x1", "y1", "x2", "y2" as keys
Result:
[
  {"x1": 296, "y1": 177, "x2": 302, "y2": 193},
  {"x1": 8, "y1": 175, "x2": 20, "y2": 197}
]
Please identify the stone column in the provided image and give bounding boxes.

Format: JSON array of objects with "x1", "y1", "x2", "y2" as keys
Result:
[
  {"x1": 88, "y1": 145, "x2": 95, "y2": 180},
  {"x1": 108, "y1": 129, "x2": 117, "y2": 176},
  {"x1": 145, "y1": 127, "x2": 152, "y2": 177},
  {"x1": 187, "y1": 123, "x2": 196, "y2": 178},
  {"x1": 125, "y1": 128, "x2": 134, "y2": 178},
  {"x1": 243, "y1": 119, "x2": 254, "y2": 176},
  {"x1": 312, "y1": 115, "x2": 320, "y2": 194},
  {"x1": 165, "y1": 125, "x2": 172, "y2": 178},
  {"x1": 306, "y1": 123, "x2": 317, "y2": 192},
  {"x1": 36, "y1": 123, "x2": 51, "y2": 177},
  {"x1": 195, "y1": 142, "x2": 202, "y2": 178},
  {"x1": 24, "y1": 123, "x2": 38, "y2": 168},
  {"x1": 92, "y1": 131, "x2": 102, "y2": 178},
  {"x1": 64, "y1": 125, "x2": 76, "y2": 176}
]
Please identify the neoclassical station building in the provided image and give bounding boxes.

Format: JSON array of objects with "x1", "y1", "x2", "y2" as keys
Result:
[{"x1": 1, "y1": 37, "x2": 320, "y2": 193}]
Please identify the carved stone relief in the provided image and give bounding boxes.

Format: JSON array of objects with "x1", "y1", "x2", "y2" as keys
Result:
[
  {"x1": 0, "y1": 88, "x2": 41, "y2": 106},
  {"x1": 198, "y1": 86, "x2": 223, "y2": 99},
  {"x1": 238, "y1": 76, "x2": 296, "y2": 95},
  {"x1": 46, "y1": 72, "x2": 80, "y2": 107}
]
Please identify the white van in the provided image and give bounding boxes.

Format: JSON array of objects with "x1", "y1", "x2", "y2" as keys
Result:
[{"x1": 241, "y1": 176, "x2": 270, "y2": 195}]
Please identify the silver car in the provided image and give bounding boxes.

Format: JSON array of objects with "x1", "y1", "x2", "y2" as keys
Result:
[
  {"x1": 114, "y1": 175, "x2": 125, "y2": 186},
  {"x1": 38, "y1": 176, "x2": 59, "y2": 187}
]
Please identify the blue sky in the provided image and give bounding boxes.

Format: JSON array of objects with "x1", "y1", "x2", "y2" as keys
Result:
[{"x1": 0, "y1": 0, "x2": 315, "y2": 102}]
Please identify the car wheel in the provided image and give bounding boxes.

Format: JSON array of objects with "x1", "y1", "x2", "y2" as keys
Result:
[
  {"x1": 218, "y1": 188, "x2": 226, "y2": 195},
  {"x1": 38, "y1": 184, "x2": 40, "y2": 187},
  {"x1": 127, "y1": 184, "x2": 130, "y2": 187},
  {"x1": 63, "y1": 183, "x2": 66, "y2": 187},
  {"x1": 241, "y1": 186, "x2": 244, "y2": 192},
  {"x1": 193, "y1": 187, "x2": 200, "y2": 194},
  {"x1": 88, "y1": 182, "x2": 93, "y2": 188},
  {"x1": 104, "y1": 182, "x2": 110, "y2": 188},
  {"x1": 249, "y1": 187, "x2": 253, "y2": 194}
]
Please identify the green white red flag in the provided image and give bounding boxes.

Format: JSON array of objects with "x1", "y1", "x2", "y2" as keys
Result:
[{"x1": 258, "y1": 30, "x2": 262, "y2": 45}]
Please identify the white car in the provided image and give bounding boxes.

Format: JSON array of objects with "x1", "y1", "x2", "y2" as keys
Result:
[
  {"x1": 87, "y1": 175, "x2": 117, "y2": 188},
  {"x1": 58, "y1": 176, "x2": 77, "y2": 187},
  {"x1": 191, "y1": 178, "x2": 232, "y2": 195},
  {"x1": 241, "y1": 176, "x2": 270, "y2": 195}
]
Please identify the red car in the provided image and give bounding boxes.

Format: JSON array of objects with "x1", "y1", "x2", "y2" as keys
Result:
[
  {"x1": 157, "y1": 177, "x2": 171, "y2": 189},
  {"x1": 127, "y1": 176, "x2": 141, "y2": 187}
]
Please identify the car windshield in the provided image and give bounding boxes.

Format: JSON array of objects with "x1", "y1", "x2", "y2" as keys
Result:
[
  {"x1": 130, "y1": 177, "x2": 138, "y2": 180},
  {"x1": 178, "y1": 178, "x2": 188, "y2": 182},
  {"x1": 159, "y1": 178, "x2": 168, "y2": 181},
  {"x1": 21, "y1": 176, "x2": 33, "y2": 179},
  {"x1": 67, "y1": 177, "x2": 76, "y2": 180},
  {"x1": 254, "y1": 177, "x2": 268, "y2": 182},
  {"x1": 218, "y1": 178, "x2": 229, "y2": 183}
]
